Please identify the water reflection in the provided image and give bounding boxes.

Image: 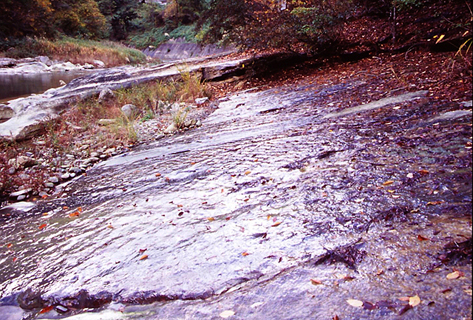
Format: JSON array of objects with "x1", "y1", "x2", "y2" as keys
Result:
[{"x1": 0, "y1": 71, "x2": 88, "y2": 103}]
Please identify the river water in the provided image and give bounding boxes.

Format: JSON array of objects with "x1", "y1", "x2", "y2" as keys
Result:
[
  {"x1": 0, "y1": 75, "x2": 471, "y2": 319},
  {"x1": 0, "y1": 71, "x2": 88, "y2": 104}
]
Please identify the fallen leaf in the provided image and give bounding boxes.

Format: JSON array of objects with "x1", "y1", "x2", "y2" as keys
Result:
[
  {"x1": 63, "y1": 206, "x2": 69, "y2": 210},
  {"x1": 39, "y1": 223, "x2": 47, "y2": 230},
  {"x1": 245, "y1": 170, "x2": 251, "y2": 175},
  {"x1": 155, "y1": 173, "x2": 161, "y2": 177},
  {"x1": 107, "y1": 224, "x2": 114, "y2": 229},
  {"x1": 139, "y1": 254, "x2": 148, "y2": 260},
  {"x1": 398, "y1": 304, "x2": 413, "y2": 315},
  {"x1": 242, "y1": 252, "x2": 250, "y2": 256},
  {"x1": 409, "y1": 295, "x2": 421, "y2": 307},
  {"x1": 42, "y1": 212, "x2": 48, "y2": 216},
  {"x1": 39, "y1": 306, "x2": 54, "y2": 314},
  {"x1": 418, "y1": 169, "x2": 429, "y2": 175},
  {"x1": 398, "y1": 296, "x2": 410, "y2": 302},
  {"x1": 69, "y1": 211, "x2": 80, "y2": 218},
  {"x1": 219, "y1": 310, "x2": 235, "y2": 318},
  {"x1": 310, "y1": 279, "x2": 322, "y2": 285},
  {"x1": 427, "y1": 201, "x2": 444, "y2": 205},
  {"x1": 207, "y1": 217, "x2": 215, "y2": 222},
  {"x1": 139, "y1": 248, "x2": 147, "y2": 253},
  {"x1": 42, "y1": 194, "x2": 48, "y2": 199},
  {"x1": 271, "y1": 221, "x2": 282, "y2": 227},
  {"x1": 435, "y1": 34, "x2": 445, "y2": 44},
  {"x1": 333, "y1": 316, "x2": 340, "y2": 320},
  {"x1": 177, "y1": 204, "x2": 183, "y2": 208},
  {"x1": 446, "y1": 270, "x2": 463, "y2": 279},
  {"x1": 441, "y1": 288, "x2": 452, "y2": 293},
  {"x1": 77, "y1": 207, "x2": 82, "y2": 212},
  {"x1": 347, "y1": 299, "x2": 364, "y2": 307},
  {"x1": 417, "y1": 235, "x2": 429, "y2": 241},
  {"x1": 6, "y1": 243, "x2": 12, "y2": 248},
  {"x1": 12, "y1": 257, "x2": 17, "y2": 262},
  {"x1": 383, "y1": 180, "x2": 394, "y2": 186},
  {"x1": 376, "y1": 269, "x2": 384, "y2": 275},
  {"x1": 363, "y1": 301, "x2": 377, "y2": 310}
]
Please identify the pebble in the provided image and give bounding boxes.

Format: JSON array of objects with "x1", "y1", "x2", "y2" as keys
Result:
[
  {"x1": 48, "y1": 176, "x2": 59, "y2": 184},
  {"x1": 61, "y1": 173, "x2": 70, "y2": 180},
  {"x1": 44, "y1": 182, "x2": 55, "y2": 188}
]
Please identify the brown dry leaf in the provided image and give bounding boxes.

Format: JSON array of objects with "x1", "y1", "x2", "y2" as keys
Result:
[
  {"x1": 207, "y1": 217, "x2": 215, "y2": 222},
  {"x1": 139, "y1": 254, "x2": 148, "y2": 260},
  {"x1": 417, "y1": 234, "x2": 430, "y2": 241},
  {"x1": 418, "y1": 169, "x2": 429, "y2": 175},
  {"x1": 383, "y1": 180, "x2": 394, "y2": 186},
  {"x1": 69, "y1": 211, "x2": 80, "y2": 218},
  {"x1": 177, "y1": 204, "x2": 183, "y2": 208},
  {"x1": 376, "y1": 269, "x2": 384, "y2": 275},
  {"x1": 446, "y1": 270, "x2": 464, "y2": 280},
  {"x1": 271, "y1": 221, "x2": 282, "y2": 227},
  {"x1": 333, "y1": 316, "x2": 340, "y2": 320},
  {"x1": 39, "y1": 306, "x2": 54, "y2": 314},
  {"x1": 107, "y1": 224, "x2": 114, "y2": 229},
  {"x1": 245, "y1": 170, "x2": 251, "y2": 175},
  {"x1": 427, "y1": 201, "x2": 444, "y2": 205},
  {"x1": 347, "y1": 299, "x2": 364, "y2": 307},
  {"x1": 39, "y1": 223, "x2": 47, "y2": 230},
  {"x1": 219, "y1": 310, "x2": 235, "y2": 318},
  {"x1": 155, "y1": 173, "x2": 161, "y2": 177},
  {"x1": 139, "y1": 248, "x2": 147, "y2": 253},
  {"x1": 242, "y1": 252, "x2": 250, "y2": 256},
  {"x1": 409, "y1": 295, "x2": 421, "y2": 307},
  {"x1": 6, "y1": 243, "x2": 12, "y2": 248},
  {"x1": 310, "y1": 279, "x2": 322, "y2": 285}
]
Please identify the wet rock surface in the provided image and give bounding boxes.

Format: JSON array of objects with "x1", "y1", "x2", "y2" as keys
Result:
[{"x1": 0, "y1": 65, "x2": 471, "y2": 319}]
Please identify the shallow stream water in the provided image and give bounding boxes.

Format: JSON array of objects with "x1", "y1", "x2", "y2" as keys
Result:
[
  {"x1": 0, "y1": 71, "x2": 88, "y2": 104},
  {"x1": 0, "y1": 78, "x2": 471, "y2": 319}
]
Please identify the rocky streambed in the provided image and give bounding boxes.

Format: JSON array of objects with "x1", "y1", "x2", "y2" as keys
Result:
[{"x1": 0, "y1": 51, "x2": 471, "y2": 320}]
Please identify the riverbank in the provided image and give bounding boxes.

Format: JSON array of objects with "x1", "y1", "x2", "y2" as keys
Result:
[{"x1": 1, "y1": 37, "x2": 147, "y2": 68}]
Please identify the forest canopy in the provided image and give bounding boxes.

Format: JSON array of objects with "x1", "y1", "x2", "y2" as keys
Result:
[{"x1": 0, "y1": 0, "x2": 471, "y2": 56}]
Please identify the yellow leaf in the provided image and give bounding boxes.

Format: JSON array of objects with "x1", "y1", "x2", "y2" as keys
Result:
[
  {"x1": 346, "y1": 299, "x2": 363, "y2": 307},
  {"x1": 435, "y1": 34, "x2": 445, "y2": 44},
  {"x1": 271, "y1": 221, "x2": 282, "y2": 227},
  {"x1": 219, "y1": 310, "x2": 235, "y2": 318},
  {"x1": 383, "y1": 180, "x2": 394, "y2": 186},
  {"x1": 242, "y1": 252, "x2": 250, "y2": 256},
  {"x1": 245, "y1": 170, "x2": 251, "y2": 175},
  {"x1": 447, "y1": 270, "x2": 463, "y2": 280},
  {"x1": 139, "y1": 254, "x2": 148, "y2": 260},
  {"x1": 207, "y1": 217, "x2": 215, "y2": 222},
  {"x1": 409, "y1": 295, "x2": 421, "y2": 307}
]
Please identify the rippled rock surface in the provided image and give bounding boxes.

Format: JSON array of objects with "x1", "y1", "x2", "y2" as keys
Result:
[{"x1": 0, "y1": 78, "x2": 471, "y2": 319}]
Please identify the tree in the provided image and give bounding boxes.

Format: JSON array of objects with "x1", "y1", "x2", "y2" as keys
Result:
[
  {"x1": 202, "y1": 0, "x2": 358, "y2": 52},
  {"x1": 98, "y1": 0, "x2": 140, "y2": 40},
  {"x1": 51, "y1": 0, "x2": 108, "y2": 38},
  {"x1": 0, "y1": 0, "x2": 54, "y2": 41}
]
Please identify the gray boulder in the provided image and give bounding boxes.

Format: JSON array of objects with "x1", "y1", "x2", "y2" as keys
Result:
[
  {"x1": 0, "y1": 104, "x2": 14, "y2": 121},
  {"x1": 121, "y1": 104, "x2": 140, "y2": 119}
]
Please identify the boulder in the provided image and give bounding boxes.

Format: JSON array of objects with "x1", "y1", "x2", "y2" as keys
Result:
[
  {"x1": 121, "y1": 104, "x2": 140, "y2": 119},
  {"x1": 0, "y1": 104, "x2": 14, "y2": 121},
  {"x1": 98, "y1": 88, "x2": 115, "y2": 103}
]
